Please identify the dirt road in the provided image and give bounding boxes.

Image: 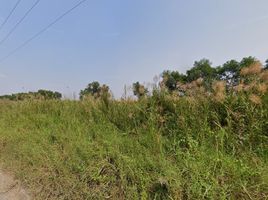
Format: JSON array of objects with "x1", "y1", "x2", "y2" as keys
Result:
[{"x1": 0, "y1": 170, "x2": 30, "y2": 200}]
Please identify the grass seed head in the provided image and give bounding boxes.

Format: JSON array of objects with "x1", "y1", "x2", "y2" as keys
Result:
[
  {"x1": 240, "y1": 61, "x2": 262, "y2": 76},
  {"x1": 249, "y1": 94, "x2": 262, "y2": 105},
  {"x1": 260, "y1": 70, "x2": 268, "y2": 82}
]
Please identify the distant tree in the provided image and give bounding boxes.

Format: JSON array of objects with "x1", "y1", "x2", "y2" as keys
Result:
[
  {"x1": 0, "y1": 90, "x2": 62, "y2": 101},
  {"x1": 217, "y1": 60, "x2": 240, "y2": 86},
  {"x1": 240, "y1": 56, "x2": 257, "y2": 68},
  {"x1": 161, "y1": 70, "x2": 187, "y2": 92},
  {"x1": 80, "y1": 81, "x2": 111, "y2": 100},
  {"x1": 80, "y1": 81, "x2": 101, "y2": 99},
  {"x1": 186, "y1": 59, "x2": 217, "y2": 90},
  {"x1": 186, "y1": 59, "x2": 216, "y2": 82},
  {"x1": 37, "y1": 90, "x2": 62, "y2": 100},
  {"x1": 0, "y1": 95, "x2": 13, "y2": 100},
  {"x1": 132, "y1": 82, "x2": 148, "y2": 99},
  {"x1": 265, "y1": 59, "x2": 268, "y2": 70}
]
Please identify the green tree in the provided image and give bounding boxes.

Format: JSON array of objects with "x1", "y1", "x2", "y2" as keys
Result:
[
  {"x1": 217, "y1": 60, "x2": 240, "y2": 86},
  {"x1": 80, "y1": 81, "x2": 101, "y2": 99},
  {"x1": 37, "y1": 90, "x2": 62, "y2": 100},
  {"x1": 186, "y1": 59, "x2": 216, "y2": 82},
  {"x1": 240, "y1": 56, "x2": 257, "y2": 68},
  {"x1": 161, "y1": 70, "x2": 187, "y2": 92},
  {"x1": 186, "y1": 59, "x2": 217, "y2": 90},
  {"x1": 80, "y1": 81, "x2": 111, "y2": 100},
  {"x1": 133, "y1": 82, "x2": 148, "y2": 99},
  {"x1": 0, "y1": 90, "x2": 62, "y2": 101}
]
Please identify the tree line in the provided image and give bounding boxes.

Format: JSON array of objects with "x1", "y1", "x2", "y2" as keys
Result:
[
  {"x1": 80, "y1": 56, "x2": 268, "y2": 99},
  {"x1": 0, "y1": 90, "x2": 62, "y2": 101},
  {"x1": 1, "y1": 56, "x2": 267, "y2": 101}
]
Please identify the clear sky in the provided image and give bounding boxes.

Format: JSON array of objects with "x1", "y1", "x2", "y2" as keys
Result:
[{"x1": 0, "y1": 0, "x2": 267, "y2": 98}]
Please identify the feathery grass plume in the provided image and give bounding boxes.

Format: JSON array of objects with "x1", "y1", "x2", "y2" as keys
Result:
[
  {"x1": 243, "y1": 84, "x2": 251, "y2": 92},
  {"x1": 260, "y1": 70, "x2": 268, "y2": 83},
  {"x1": 138, "y1": 85, "x2": 146, "y2": 95},
  {"x1": 195, "y1": 77, "x2": 204, "y2": 86},
  {"x1": 248, "y1": 80, "x2": 258, "y2": 91},
  {"x1": 212, "y1": 81, "x2": 226, "y2": 102},
  {"x1": 160, "y1": 75, "x2": 169, "y2": 90},
  {"x1": 233, "y1": 83, "x2": 244, "y2": 92},
  {"x1": 240, "y1": 61, "x2": 262, "y2": 76},
  {"x1": 183, "y1": 78, "x2": 206, "y2": 97},
  {"x1": 249, "y1": 94, "x2": 262, "y2": 105},
  {"x1": 256, "y1": 83, "x2": 268, "y2": 95},
  {"x1": 185, "y1": 96, "x2": 196, "y2": 105},
  {"x1": 189, "y1": 78, "x2": 203, "y2": 88}
]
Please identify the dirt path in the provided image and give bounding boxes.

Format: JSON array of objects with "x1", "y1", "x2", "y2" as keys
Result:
[{"x1": 0, "y1": 170, "x2": 30, "y2": 200}]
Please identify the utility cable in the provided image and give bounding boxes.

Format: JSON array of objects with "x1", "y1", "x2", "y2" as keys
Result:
[
  {"x1": 0, "y1": 0, "x2": 41, "y2": 46},
  {"x1": 0, "y1": 0, "x2": 22, "y2": 32},
  {"x1": 0, "y1": 0, "x2": 88, "y2": 63}
]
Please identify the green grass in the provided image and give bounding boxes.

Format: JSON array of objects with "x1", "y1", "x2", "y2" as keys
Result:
[{"x1": 0, "y1": 94, "x2": 267, "y2": 199}]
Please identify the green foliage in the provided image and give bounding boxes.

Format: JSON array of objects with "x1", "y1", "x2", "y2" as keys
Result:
[
  {"x1": 186, "y1": 59, "x2": 217, "y2": 83},
  {"x1": 36, "y1": 90, "x2": 62, "y2": 100},
  {"x1": 217, "y1": 59, "x2": 240, "y2": 85},
  {"x1": 80, "y1": 81, "x2": 101, "y2": 99},
  {"x1": 132, "y1": 82, "x2": 148, "y2": 99},
  {"x1": 240, "y1": 56, "x2": 257, "y2": 68},
  {"x1": 0, "y1": 90, "x2": 62, "y2": 101},
  {"x1": 0, "y1": 57, "x2": 267, "y2": 199},
  {"x1": 0, "y1": 90, "x2": 267, "y2": 199},
  {"x1": 159, "y1": 57, "x2": 265, "y2": 92},
  {"x1": 80, "y1": 81, "x2": 111, "y2": 101},
  {"x1": 161, "y1": 70, "x2": 187, "y2": 92}
]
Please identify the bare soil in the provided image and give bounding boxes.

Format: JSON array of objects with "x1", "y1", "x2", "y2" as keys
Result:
[{"x1": 0, "y1": 170, "x2": 30, "y2": 200}]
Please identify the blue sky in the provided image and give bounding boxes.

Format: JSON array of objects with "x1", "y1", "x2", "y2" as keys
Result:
[{"x1": 0, "y1": 0, "x2": 268, "y2": 98}]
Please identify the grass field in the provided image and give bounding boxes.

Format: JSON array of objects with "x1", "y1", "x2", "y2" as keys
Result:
[{"x1": 0, "y1": 88, "x2": 267, "y2": 200}]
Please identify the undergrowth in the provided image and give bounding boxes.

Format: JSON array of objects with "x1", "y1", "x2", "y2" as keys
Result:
[
  {"x1": 0, "y1": 66, "x2": 268, "y2": 199},
  {"x1": 0, "y1": 90, "x2": 267, "y2": 199}
]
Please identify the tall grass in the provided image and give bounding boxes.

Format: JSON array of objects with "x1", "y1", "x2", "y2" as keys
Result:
[{"x1": 0, "y1": 70, "x2": 267, "y2": 199}]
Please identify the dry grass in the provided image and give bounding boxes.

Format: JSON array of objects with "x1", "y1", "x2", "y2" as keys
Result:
[{"x1": 240, "y1": 61, "x2": 262, "y2": 76}]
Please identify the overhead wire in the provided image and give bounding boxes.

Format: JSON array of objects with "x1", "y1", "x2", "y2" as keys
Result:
[
  {"x1": 0, "y1": 0, "x2": 88, "y2": 63},
  {"x1": 0, "y1": 0, "x2": 22, "y2": 33},
  {"x1": 0, "y1": 0, "x2": 41, "y2": 46}
]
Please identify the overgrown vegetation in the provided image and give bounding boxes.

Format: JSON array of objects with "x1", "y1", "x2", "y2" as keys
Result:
[{"x1": 0, "y1": 58, "x2": 267, "y2": 199}]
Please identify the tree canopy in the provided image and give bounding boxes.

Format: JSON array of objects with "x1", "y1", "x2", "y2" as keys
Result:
[
  {"x1": 0, "y1": 90, "x2": 62, "y2": 101},
  {"x1": 80, "y1": 81, "x2": 111, "y2": 100},
  {"x1": 159, "y1": 56, "x2": 267, "y2": 93},
  {"x1": 186, "y1": 59, "x2": 217, "y2": 82},
  {"x1": 132, "y1": 82, "x2": 148, "y2": 99}
]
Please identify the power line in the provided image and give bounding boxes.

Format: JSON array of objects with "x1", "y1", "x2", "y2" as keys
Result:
[
  {"x1": 0, "y1": 0, "x2": 88, "y2": 63},
  {"x1": 0, "y1": 0, "x2": 22, "y2": 33},
  {"x1": 0, "y1": 0, "x2": 41, "y2": 46}
]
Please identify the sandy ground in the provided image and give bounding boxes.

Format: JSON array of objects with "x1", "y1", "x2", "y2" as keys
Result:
[{"x1": 0, "y1": 170, "x2": 30, "y2": 200}]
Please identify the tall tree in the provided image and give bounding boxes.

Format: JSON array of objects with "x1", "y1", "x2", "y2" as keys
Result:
[
  {"x1": 133, "y1": 82, "x2": 148, "y2": 99},
  {"x1": 161, "y1": 70, "x2": 187, "y2": 92},
  {"x1": 240, "y1": 56, "x2": 257, "y2": 68},
  {"x1": 186, "y1": 59, "x2": 217, "y2": 90},
  {"x1": 217, "y1": 59, "x2": 240, "y2": 86},
  {"x1": 80, "y1": 81, "x2": 101, "y2": 99},
  {"x1": 80, "y1": 81, "x2": 111, "y2": 100},
  {"x1": 186, "y1": 59, "x2": 216, "y2": 82}
]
